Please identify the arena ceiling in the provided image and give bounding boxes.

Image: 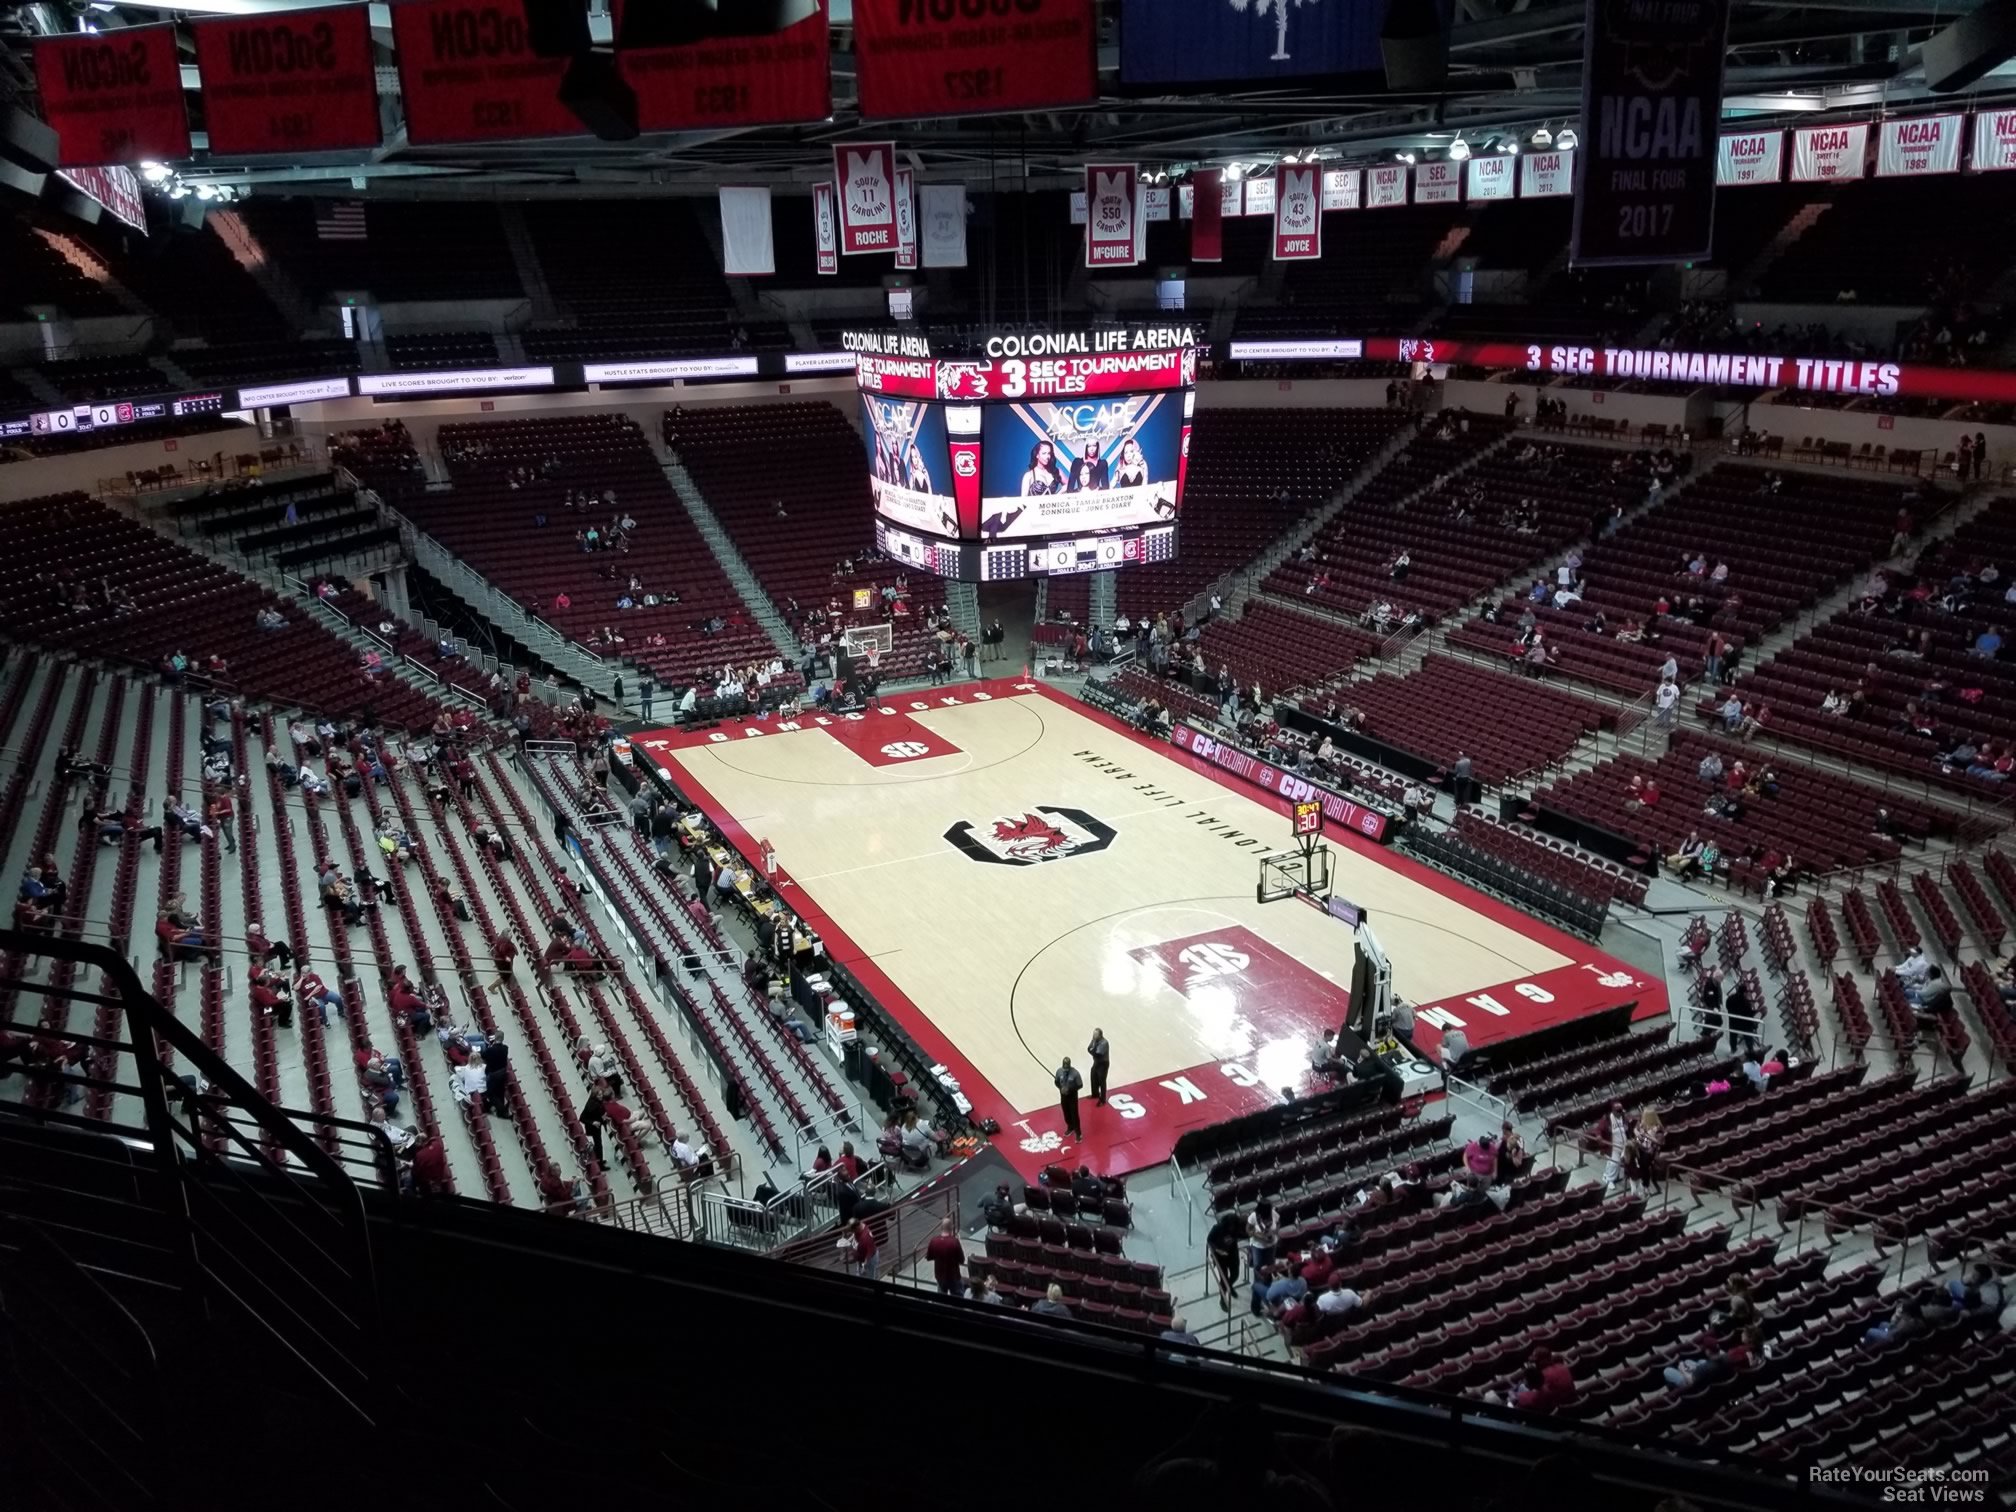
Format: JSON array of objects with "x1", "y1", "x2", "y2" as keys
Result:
[{"x1": 1, "y1": 0, "x2": 2012, "y2": 198}]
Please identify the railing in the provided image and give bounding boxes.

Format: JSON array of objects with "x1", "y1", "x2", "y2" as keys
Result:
[
  {"x1": 1168, "y1": 1152, "x2": 1196, "y2": 1247},
  {"x1": 1440, "y1": 1070, "x2": 1511, "y2": 1126},
  {"x1": 0, "y1": 929, "x2": 384, "y2": 1425},
  {"x1": 698, "y1": 1156, "x2": 896, "y2": 1252}
]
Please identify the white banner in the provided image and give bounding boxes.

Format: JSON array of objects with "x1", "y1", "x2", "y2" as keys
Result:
[
  {"x1": 1143, "y1": 185, "x2": 1171, "y2": 221},
  {"x1": 1243, "y1": 176, "x2": 1275, "y2": 217},
  {"x1": 1273, "y1": 165, "x2": 1320, "y2": 259},
  {"x1": 1069, "y1": 190, "x2": 1085, "y2": 224},
  {"x1": 812, "y1": 181, "x2": 838, "y2": 274},
  {"x1": 1791, "y1": 122, "x2": 1868, "y2": 182},
  {"x1": 1520, "y1": 149, "x2": 1574, "y2": 197},
  {"x1": 1085, "y1": 163, "x2": 1140, "y2": 267},
  {"x1": 894, "y1": 168, "x2": 916, "y2": 269},
  {"x1": 1221, "y1": 176, "x2": 1243, "y2": 217},
  {"x1": 1717, "y1": 131, "x2": 1783, "y2": 186},
  {"x1": 1365, "y1": 163, "x2": 1409, "y2": 208},
  {"x1": 1877, "y1": 115, "x2": 1963, "y2": 177},
  {"x1": 920, "y1": 183, "x2": 967, "y2": 268},
  {"x1": 1466, "y1": 154, "x2": 1516, "y2": 201},
  {"x1": 718, "y1": 186, "x2": 774, "y2": 276},
  {"x1": 1178, "y1": 184, "x2": 1193, "y2": 218},
  {"x1": 1414, "y1": 160, "x2": 1461, "y2": 204},
  {"x1": 1321, "y1": 168, "x2": 1360, "y2": 210},
  {"x1": 1973, "y1": 109, "x2": 2016, "y2": 172}
]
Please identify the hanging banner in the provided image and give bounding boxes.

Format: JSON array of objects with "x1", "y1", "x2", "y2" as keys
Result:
[
  {"x1": 57, "y1": 167, "x2": 147, "y2": 234},
  {"x1": 1791, "y1": 121, "x2": 1868, "y2": 182},
  {"x1": 1321, "y1": 168, "x2": 1361, "y2": 211},
  {"x1": 1365, "y1": 164, "x2": 1409, "y2": 208},
  {"x1": 1222, "y1": 176, "x2": 1245, "y2": 217},
  {"x1": 1973, "y1": 109, "x2": 2016, "y2": 172},
  {"x1": 920, "y1": 183, "x2": 967, "y2": 267},
  {"x1": 1877, "y1": 115, "x2": 1963, "y2": 177},
  {"x1": 719, "y1": 186, "x2": 774, "y2": 276},
  {"x1": 1414, "y1": 160, "x2": 1461, "y2": 204},
  {"x1": 1716, "y1": 130, "x2": 1782, "y2": 186},
  {"x1": 813, "y1": 182, "x2": 839, "y2": 274},
  {"x1": 894, "y1": 167, "x2": 917, "y2": 269},
  {"x1": 834, "y1": 142, "x2": 900, "y2": 254},
  {"x1": 1466, "y1": 154, "x2": 1516, "y2": 201},
  {"x1": 1178, "y1": 184, "x2": 1193, "y2": 219},
  {"x1": 392, "y1": 0, "x2": 575, "y2": 145},
  {"x1": 1143, "y1": 186, "x2": 1171, "y2": 221},
  {"x1": 1243, "y1": 176, "x2": 1276, "y2": 217},
  {"x1": 1571, "y1": 0, "x2": 1730, "y2": 266},
  {"x1": 193, "y1": 5, "x2": 380, "y2": 156},
  {"x1": 1119, "y1": 0, "x2": 1389, "y2": 87},
  {"x1": 616, "y1": 0, "x2": 830, "y2": 132},
  {"x1": 1274, "y1": 165, "x2": 1321, "y2": 259},
  {"x1": 1520, "y1": 150, "x2": 1574, "y2": 197},
  {"x1": 1085, "y1": 163, "x2": 1140, "y2": 267},
  {"x1": 853, "y1": 0, "x2": 1095, "y2": 120},
  {"x1": 1191, "y1": 168, "x2": 1223, "y2": 262},
  {"x1": 34, "y1": 24, "x2": 191, "y2": 167}
]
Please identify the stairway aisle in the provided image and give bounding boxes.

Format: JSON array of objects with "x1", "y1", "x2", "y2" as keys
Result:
[{"x1": 661, "y1": 456, "x2": 801, "y2": 662}]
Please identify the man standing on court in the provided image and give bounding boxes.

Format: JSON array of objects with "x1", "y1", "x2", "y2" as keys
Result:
[
  {"x1": 1055, "y1": 1056, "x2": 1084, "y2": 1140},
  {"x1": 1087, "y1": 1028, "x2": 1111, "y2": 1105}
]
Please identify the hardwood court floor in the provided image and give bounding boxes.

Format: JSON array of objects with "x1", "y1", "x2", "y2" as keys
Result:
[{"x1": 640, "y1": 682, "x2": 1664, "y2": 1176}]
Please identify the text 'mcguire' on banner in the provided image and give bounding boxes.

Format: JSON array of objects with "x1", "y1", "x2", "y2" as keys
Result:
[
  {"x1": 852, "y1": 0, "x2": 1095, "y2": 120},
  {"x1": 35, "y1": 24, "x2": 190, "y2": 167},
  {"x1": 1084, "y1": 163, "x2": 1141, "y2": 268},
  {"x1": 1571, "y1": 0, "x2": 1731, "y2": 266},
  {"x1": 194, "y1": 5, "x2": 380, "y2": 156}
]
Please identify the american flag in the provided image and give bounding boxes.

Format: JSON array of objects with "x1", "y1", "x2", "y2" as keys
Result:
[{"x1": 315, "y1": 202, "x2": 367, "y2": 241}]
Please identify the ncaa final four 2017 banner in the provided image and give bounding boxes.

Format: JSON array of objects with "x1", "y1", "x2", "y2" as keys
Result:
[
  {"x1": 813, "y1": 182, "x2": 839, "y2": 274},
  {"x1": 1085, "y1": 164, "x2": 1140, "y2": 268},
  {"x1": 835, "y1": 142, "x2": 900, "y2": 254},
  {"x1": 1572, "y1": 0, "x2": 1731, "y2": 265},
  {"x1": 1273, "y1": 165, "x2": 1321, "y2": 260}
]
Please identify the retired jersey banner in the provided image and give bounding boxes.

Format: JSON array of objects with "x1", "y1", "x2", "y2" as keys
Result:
[
  {"x1": 1572, "y1": 0, "x2": 1730, "y2": 266},
  {"x1": 1366, "y1": 163, "x2": 1409, "y2": 208},
  {"x1": 920, "y1": 183, "x2": 967, "y2": 267},
  {"x1": 1274, "y1": 165, "x2": 1321, "y2": 259},
  {"x1": 194, "y1": 6, "x2": 380, "y2": 156},
  {"x1": 35, "y1": 24, "x2": 190, "y2": 167},
  {"x1": 392, "y1": 0, "x2": 575, "y2": 145},
  {"x1": 1415, "y1": 160, "x2": 1461, "y2": 204},
  {"x1": 835, "y1": 142, "x2": 900, "y2": 254},
  {"x1": 1085, "y1": 163, "x2": 1140, "y2": 267},
  {"x1": 813, "y1": 182, "x2": 839, "y2": 274},
  {"x1": 1467, "y1": 154, "x2": 1516, "y2": 201},
  {"x1": 1191, "y1": 168, "x2": 1223, "y2": 262},
  {"x1": 894, "y1": 167, "x2": 917, "y2": 269},
  {"x1": 1243, "y1": 175, "x2": 1276, "y2": 218},
  {"x1": 1119, "y1": 0, "x2": 1389, "y2": 87},
  {"x1": 616, "y1": 0, "x2": 830, "y2": 132},
  {"x1": 1322, "y1": 168, "x2": 1360, "y2": 211},
  {"x1": 1521, "y1": 150, "x2": 1574, "y2": 197},
  {"x1": 1791, "y1": 122, "x2": 1867, "y2": 182},
  {"x1": 1717, "y1": 130, "x2": 1782, "y2": 185},
  {"x1": 1877, "y1": 115, "x2": 1963, "y2": 177},
  {"x1": 853, "y1": 0, "x2": 1095, "y2": 119},
  {"x1": 1974, "y1": 110, "x2": 2016, "y2": 172}
]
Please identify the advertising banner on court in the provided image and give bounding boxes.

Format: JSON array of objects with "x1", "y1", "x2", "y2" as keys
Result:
[
  {"x1": 894, "y1": 167, "x2": 917, "y2": 269},
  {"x1": 1170, "y1": 723, "x2": 1390, "y2": 842},
  {"x1": 853, "y1": 0, "x2": 1095, "y2": 119},
  {"x1": 1520, "y1": 149, "x2": 1574, "y2": 198},
  {"x1": 614, "y1": 0, "x2": 830, "y2": 132},
  {"x1": 1876, "y1": 115, "x2": 1963, "y2": 177},
  {"x1": 1466, "y1": 153, "x2": 1516, "y2": 201},
  {"x1": 1084, "y1": 163, "x2": 1141, "y2": 267},
  {"x1": 834, "y1": 142, "x2": 901, "y2": 253},
  {"x1": 1273, "y1": 165, "x2": 1321, "y2": 259},
  {"x1": 1322, "y1": 168, "x2": 1360, "y2": 210},
  {"x1": 1571, "y1": 0, "x2": 1730, "y2": 265},
  {"x1": 1716, "y1": 130, "x2": 1782, "y2": 185},
  {"x1": 35, "y1": 24, "x2": 190, "y2": 166},
  {"x1": 1973, "y1": 109, "x2": 2016, "y2": 172},
  {"x1": 193, "y1": 5, "x2": 380, "y2": 156},
  {"x1": 813, "y1": 181, "x2": 839, "y2": 273},
  {"x1": 1414, "y1": 160, "x2": 1461, "y2": 204},
  {"x1": 391, "y1": 0, "x2": 576, "y2": 145},
  {"x1": 1118, "y1": 0, "x2": 1389, "y2": 87},
  {"x1": 1366, "y1": 164, "x2": 1409, "y2": 208},
  {"x1": 1191, "y1": 167, "x2": 1223, "y2": 261},
  {"x1": 1791, "y1": 121, "x2": 1868, "y2": 181}
]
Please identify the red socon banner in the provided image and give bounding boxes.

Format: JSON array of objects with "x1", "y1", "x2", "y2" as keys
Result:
[
  {"x1": 194, "y1": 5, "x2": 380, "y2": 156},
  {"x1": 35, "y1": 25, "x2": 190, "y2": 167},
  {"x1": 391, "y1": 0, "x2": 576, "y2": 144},
  {"x1": 614, "y1": 0, "x2": 830, "y2": 132},
  {"x1": 852, "y1": 0, "x2": 1096, "y2": 121},
  {"x1": 834, "y1": 142, "x2": 900, "y2": 253}
]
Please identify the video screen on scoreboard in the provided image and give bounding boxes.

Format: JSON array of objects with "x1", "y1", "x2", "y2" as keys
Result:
[
  {"x1": 861, "y1": 393, "x2": 959, "y2": 538},
  {"x1": 977, "y1": 392, "x2": 1184, "y2": 541}
]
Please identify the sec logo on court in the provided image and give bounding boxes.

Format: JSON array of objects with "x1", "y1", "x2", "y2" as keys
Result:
[{"x1": 943, "y1": 805, "x2": 1117, "y2": 866}]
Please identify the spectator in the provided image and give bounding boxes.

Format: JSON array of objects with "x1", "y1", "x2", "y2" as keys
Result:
[
  {"x1": 1864, "y1": 1299, "x2": 1926, "y2": 1348},
  {"x1": 1507, "y1": 1349, "x2": 1577, "y2": 1412},
  {"x1": 848, "y1": 1215, "x2": 879, "y2": 1280},
  {"x1": 1029, "y1": 1282, "x2": 1073, "y2": 1319},
  {"x1": 1664, "y1": 1326, "x2": 1761, "y2": 1389},
  {"x1": 1248, "y1": 1200, "x2": 1279, "y2": 1275},
  {"x1": 925, "y1": 1218, "x2": 967, "y2": 1296},
  {"x1": 1315, "y1": 1275, "x2": 1362, "y2": 1318}
]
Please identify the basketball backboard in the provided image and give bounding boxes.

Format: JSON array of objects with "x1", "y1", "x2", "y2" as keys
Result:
[{"x1": 1257, "y1": 844, "x2": 1333, "y2": 904}]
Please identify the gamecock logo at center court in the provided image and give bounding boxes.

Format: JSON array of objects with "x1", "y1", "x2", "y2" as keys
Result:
[{"x1": 943, "y1": 805, "x2": 1117, "y2": 866}]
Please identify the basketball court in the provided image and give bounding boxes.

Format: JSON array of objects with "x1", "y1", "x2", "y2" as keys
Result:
[{"x1": 635, "y1": 681, "x2": 1667, "y2": 1179}]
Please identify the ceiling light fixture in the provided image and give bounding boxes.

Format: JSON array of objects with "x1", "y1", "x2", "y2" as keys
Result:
[
  {"x1": 1557, "y1": 126, "x2": 1579, "y2": 151},
  {"x1": 1531, "y1": 125, "x2": 1553, "y2": 147},
  {"x1": 1448, "y1": 137, "x2": 1471, "y2": 160}
]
